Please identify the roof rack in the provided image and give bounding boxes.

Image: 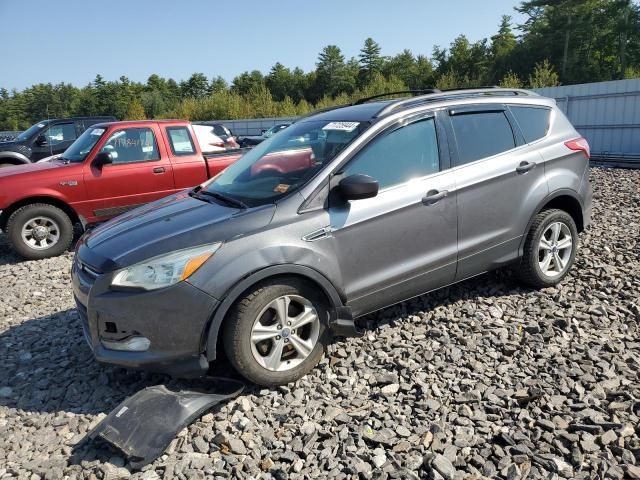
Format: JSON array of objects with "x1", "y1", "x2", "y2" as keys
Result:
[
  {"x1": 352, "y1": 89, "x2": 441, "y2": 105},
  {"x1": 375, "y1": 87, "x2": 537, "y2": 117}
]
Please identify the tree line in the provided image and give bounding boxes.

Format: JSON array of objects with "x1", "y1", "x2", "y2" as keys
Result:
[{"x1": 1, "y1": 0, "x2": 638, "y2": 130}]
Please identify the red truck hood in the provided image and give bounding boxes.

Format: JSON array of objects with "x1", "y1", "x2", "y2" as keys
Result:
[{"x1": 0, "y1": 160, "x2": 68, "y2": 178}]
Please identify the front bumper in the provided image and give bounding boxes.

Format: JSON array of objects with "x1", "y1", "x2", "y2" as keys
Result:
[{"x1": 72, "y1": 253, "x2": 219, "y2": 378}]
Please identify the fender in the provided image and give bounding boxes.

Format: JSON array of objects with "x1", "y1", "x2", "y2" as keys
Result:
[
  {"x1": 518, "y1": 188, "x2": 585, "y2": 256},
  {"x1": 0, "y1": 151, "x2": 30, "y2": 165},
  {"x1": 202, "y1": 264, "x2": 350, "y2": 361}
]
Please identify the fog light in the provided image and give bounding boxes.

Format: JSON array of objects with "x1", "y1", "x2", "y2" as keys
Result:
[{"x1": 102, "y1": 336, "x2": 151, "y2": 352}]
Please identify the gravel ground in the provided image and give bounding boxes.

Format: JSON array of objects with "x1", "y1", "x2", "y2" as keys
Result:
[{"x1": 0, "y1": 167, "x2": 639, "y2": 480}]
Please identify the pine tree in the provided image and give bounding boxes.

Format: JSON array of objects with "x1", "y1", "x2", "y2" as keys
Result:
[{"x1": 358, "y1": 38, "x2": 383, "y2": 86}]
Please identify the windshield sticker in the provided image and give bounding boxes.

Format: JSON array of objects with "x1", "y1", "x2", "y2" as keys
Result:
[
  {"x1": 37, "y1": 123, "x2": 46, "y2": 128},
  {"x1": 142, "y1": 146, "x2": 153, "y2": 153},
  {"x1": 322, "y1": 121, "x2": 360, "y2": 132},
  {"x1": 274, "y1": 183, "x2": 290, "y2": 193},
  {"x1": 91, "y1": 128, "x2": 105, "y2": 136}
]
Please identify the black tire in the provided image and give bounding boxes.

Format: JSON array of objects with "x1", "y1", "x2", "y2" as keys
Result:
[
  {"x1": 518, "y1": 208, "x2": 578, "y2": 288},
  {"x1": 222, "y1": 278, "x2": 330, "y2": 386},
  {"x1": 6, "y1": 203, "x2": 74, "y2": 260}
]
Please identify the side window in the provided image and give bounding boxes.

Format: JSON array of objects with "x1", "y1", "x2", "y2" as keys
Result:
[
  {"x1": 341, "y1": 117, "x2": 440, "y2": 190},
  {"x1": 100, "y1": 127, "x2": 159, "y2": 164},
  {"x1": 510, "y1": 106, "x2": 551, "y2": 143},
  {"x1": 450, "y1": 111, "x2": 515, "y2": 165},
  {"x1": 167, "y1": 127, "x2": 196, "y2": 155},
  {"x1": 43, "y1": 123, "x2": 76, "y2": 145}
]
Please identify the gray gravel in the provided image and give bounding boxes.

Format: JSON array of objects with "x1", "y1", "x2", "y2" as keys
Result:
[{"x1": 1, "y1": 167, "x2": 639, "y2": 479}]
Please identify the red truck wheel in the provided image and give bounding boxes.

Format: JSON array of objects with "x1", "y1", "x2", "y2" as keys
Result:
[{"x1": 6, "y1": 204, "x2": 74, "y2": 260}]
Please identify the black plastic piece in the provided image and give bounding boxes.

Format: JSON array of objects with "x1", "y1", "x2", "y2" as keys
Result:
[
  {"x1": 87, "y1": 377, "x2": 244, "y2": 468},
  {"x1": 331, "y1": 306, "x2": 364, "y2": 337}
]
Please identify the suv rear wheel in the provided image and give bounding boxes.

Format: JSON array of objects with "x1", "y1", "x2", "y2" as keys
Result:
[
  {"x1": 6, "y1": 203, "x2": 74, "y2": 260},
  {"x1": 519, "y1": 208, "x2": 578, "y2": 288},
  {"x1": 222, "y1": 278, "x2": 329, "y2": 386}
]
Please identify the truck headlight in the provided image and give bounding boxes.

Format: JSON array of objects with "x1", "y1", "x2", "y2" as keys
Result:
[{"x1": 111, "y1": 243, "x2": 221, "y2": 290}]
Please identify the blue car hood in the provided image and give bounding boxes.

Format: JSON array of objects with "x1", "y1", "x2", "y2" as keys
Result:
[{"x1": 81, "y1": 191, "x2": 276, "y2": 270}]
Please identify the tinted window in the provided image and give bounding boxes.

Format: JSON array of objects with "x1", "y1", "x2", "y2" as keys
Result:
[
  {"x1": 511, "y1": 106, "x2": 551, "y2": 143},
  {"x1": 167, "y1": 127, "x2": 196, "y2": 155},
  {"x1": 44, "y1": 123, "x2": 76, "y2": 145},
  {"x1": 450, "y1": 111, "x2": 515, "y2": 165},
  {"x1": 212, "y1": 125, "x2": 228, "y2": 137},
  {"x1": 342, "y1": 117, "x2": 439, "y2": 190},
  {"x1": 100, "y1": 127, "x2": 159, "y2": 164}
]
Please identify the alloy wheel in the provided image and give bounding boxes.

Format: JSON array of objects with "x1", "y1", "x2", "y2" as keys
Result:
[
  {"x1": 21, "y1": 216, "x2": 61, "y2": 250},
  {"x1": 250, "y1": 294, "x2": 320, "y2": 372},
  {"x1": 538, "y1": 221, "x2": 573, "y2": 277}
]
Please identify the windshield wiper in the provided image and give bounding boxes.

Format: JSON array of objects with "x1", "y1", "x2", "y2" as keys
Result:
[{"x1": 193, "y1": 190, "x2": 248, "y2": 209}]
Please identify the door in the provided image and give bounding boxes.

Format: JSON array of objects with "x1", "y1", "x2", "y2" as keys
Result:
[
  {"x1": 328, "y1": 114, "x2": 458, "y2": 316},
  {"x1": 82, "y1": 125, "x2": 175, "y2": 222},
  {"x1": 31, "y1": 122, "x2": 77, "y2": 160},
  {"x1": 445, "y1": 105, "x2": 549, "y2": 280}
]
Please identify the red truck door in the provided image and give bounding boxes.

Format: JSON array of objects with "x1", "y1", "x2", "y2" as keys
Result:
[
  {"x1": 161, "y1": 125, "x2": 210, "y2": 189},
  {"x1": 82, "y1": 124, "x2": 175, "y2": 222}
]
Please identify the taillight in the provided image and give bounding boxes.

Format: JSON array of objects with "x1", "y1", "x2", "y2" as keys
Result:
[{"x1": 565, "y1": 137, "x2": 590, "y2": 159}]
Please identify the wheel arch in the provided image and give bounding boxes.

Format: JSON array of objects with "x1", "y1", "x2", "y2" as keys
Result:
[
  {"x1": 202, "y1": 264, "x2": 345, "y2": 361},
  {"x1": 0, "y1": 152, "x2": 31, "y2": 165},
  {"x1": 519, "y1": 188, "x2": 585, "y2": 256},
  {"x1": 0, "y1": 196, "x2": 80, "y2": 231}
]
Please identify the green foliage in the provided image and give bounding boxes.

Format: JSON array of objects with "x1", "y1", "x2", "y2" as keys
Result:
[
  {"x1": 528, "y1": 59, "x2": 561, "y2": 88},
  {"x1": 125, "y1": 98, "x2": 146, "y2": 120},
  {"x1": 0, "y1": 2, "x2": 638, "y2": 130},
  {"x1": 499, "y1": 71, "x2": 524, "y2": 88}
]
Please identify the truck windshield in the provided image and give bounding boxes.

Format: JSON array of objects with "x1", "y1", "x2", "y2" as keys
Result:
[
  {"x1": 63, "y1": 127, "x2": 106, "y2": 162},
  {"x1": 16, "y1": 122, "x2": 47, "y2": 141},
  {"x1": 201, "y1": 119, "x2": 369, "y2": 207}
]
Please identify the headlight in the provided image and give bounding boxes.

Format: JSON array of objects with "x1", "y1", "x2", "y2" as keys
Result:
[{"x1": 111, "y1": 243, "x2": 221, "y2": 290}]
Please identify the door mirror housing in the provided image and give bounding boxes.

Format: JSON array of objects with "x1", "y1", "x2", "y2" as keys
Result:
[
  {"x1": 35, "y1": 134, "x2": 47, "y2": 146},
  {"x1": 93, "y1": 151, "x2": 113, "y2": 168},
  {"x1": 338, "y1": 174, "x2": 379, "y2": 201}
]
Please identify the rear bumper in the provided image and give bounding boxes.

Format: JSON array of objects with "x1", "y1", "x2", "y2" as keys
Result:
[
  {"x1": 72, "y1": 255, "x2": 219, "y2": 378},
  {"x1": 580, "y1": 169, "x2": 593, "y2": 229}
]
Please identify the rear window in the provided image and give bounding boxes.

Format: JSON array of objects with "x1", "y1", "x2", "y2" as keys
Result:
[
  {"x1": 167, "y1": 127, "x2": 196, "y2": 155},
  {"x1": 510, "y1": 106, "x2": 551, "y2": 143},
  {"x1": 450, "y1": 111, "x2": 516, "y2": 165}
]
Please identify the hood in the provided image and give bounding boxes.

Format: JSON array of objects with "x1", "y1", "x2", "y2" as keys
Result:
[
  {"x1": 0, "y1": 140, "x2": 31, "y2": 157},
  {"x1": 0, "y1": 159, "x2": 68, "y2": 178},
  {"x1": 81, "y1": 191, "x2": 276, "y2": 269}
]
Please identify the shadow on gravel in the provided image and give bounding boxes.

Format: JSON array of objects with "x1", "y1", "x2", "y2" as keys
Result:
[
  {"x1": 0, "y1": 226, "x2": 84, "y2": 266},
  {"x1": 0, "y1": 270, "x2": 533, "y2": 419}
]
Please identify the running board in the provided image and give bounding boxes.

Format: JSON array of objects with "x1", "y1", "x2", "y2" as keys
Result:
[{"x1": 85, "y1": 377, "x2": 244, "y2": 468}]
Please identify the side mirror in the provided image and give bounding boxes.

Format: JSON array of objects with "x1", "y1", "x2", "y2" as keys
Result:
[
  {"x1": 338, "y1": 174, "x2": 379, "y2": 201},
  {"x1": 260, "y1": 129, "x2": 267, "y2": 135},
  {"x1": 93, "y1": 151, "x2": 113, "y2": 168},
  {"x1": 35, "y1": 134, "x2": 47, "y2": 146}
]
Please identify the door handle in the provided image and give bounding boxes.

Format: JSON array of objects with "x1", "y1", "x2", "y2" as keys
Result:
[
  {"x1": 516, "y1": 161, "x2": 536, "y2": 174},
  {"x1": 422, "y1": 189, "x2": 448, "y2": 205},
  {"x1": 153, "y1": 167, "x2": 165, "y2": 174}
]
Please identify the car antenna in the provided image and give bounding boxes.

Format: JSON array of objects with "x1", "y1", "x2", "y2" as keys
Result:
[{"x1": 46, "y1": 104, "x2": 53, "y2": 157}]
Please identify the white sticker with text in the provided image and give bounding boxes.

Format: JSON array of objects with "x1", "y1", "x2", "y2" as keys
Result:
[
  {"x1": 91, "y1": 128, "x2": 105, "y2": 135},
  {"x1": 322, "y1": 121, "x2": 360, "y2": 132}
]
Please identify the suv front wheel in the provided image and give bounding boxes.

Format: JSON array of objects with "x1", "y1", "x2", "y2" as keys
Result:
[
  {"x1": 222, "y1": 278, "x2": 329, "y2": 386},
  {"x1": 519, "y1": 208, "x2": 578, "y2": 288}
]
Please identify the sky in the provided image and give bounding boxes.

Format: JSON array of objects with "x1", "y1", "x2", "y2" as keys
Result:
[{"x1": 0, "y1": 0, "x2": 526, "y2": 91}]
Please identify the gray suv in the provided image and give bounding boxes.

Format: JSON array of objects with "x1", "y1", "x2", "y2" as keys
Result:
[{"x1": 72, "y1": 88, "x2": 592, "y2": 386}]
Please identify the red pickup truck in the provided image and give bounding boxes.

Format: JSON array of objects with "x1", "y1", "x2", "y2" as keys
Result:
[{"x1": 0, "y1": 120, "x2": 246, "y2": 259}]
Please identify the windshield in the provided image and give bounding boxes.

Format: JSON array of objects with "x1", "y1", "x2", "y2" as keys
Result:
[
  {"x1": 16, "y1": 122, "x2": 47, "y2": 141},
  {"x1": 63, "y1": 126, "x2": 106, "y2": 162},
  {"x1": 201, "y1": 119, "x2": 368, "y2": 207}
]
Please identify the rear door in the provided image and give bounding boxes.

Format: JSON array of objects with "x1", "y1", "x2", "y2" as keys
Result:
[
  {"x1": 444, "y1": 104, "x2": 549, "y2": 280},
  {"x1": 82, "y1": 124, "x2": 175, "y2": 222},
  {"x1": 163, "y1": 125, "x2": 210, "y2": 188},
  {"x1": 328, "y1": 112, "x2": 458, "y2": 315}
]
